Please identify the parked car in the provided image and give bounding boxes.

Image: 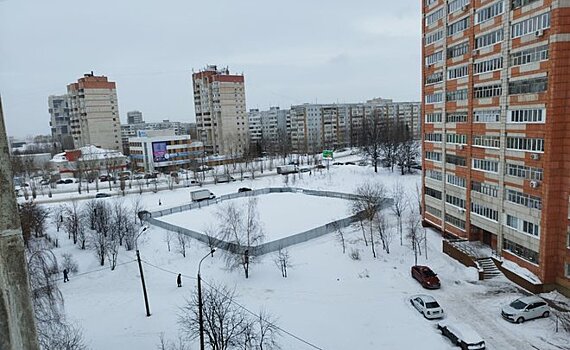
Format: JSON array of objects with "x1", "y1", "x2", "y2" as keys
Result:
[
  {"x1": 238, "y1": 187, "x2": 252, "y2": 193},
  {"x1": 437, "y1": 320, "x2": 485, "y2": 350},
  {"x1": 410, "y1": 294, "x2": 444, "y2": 319},
  {"x1": 411, "y1": 265, "x2": 441, "y2": 289},
  {"x1": 332, "y1": 162, "x2": 344, "y2": 166},
  {"x1": 344, "y1": 161, "x2": 356, "y2": 165},
  {"x1": 299, "y1": 167, "x2": 311, "y2": 173},
  {"x1": 40, "y1": 179, "x2": 49, "y2": 186},
  {"x1": 95, "y1": 193, "x2": 112, "y2": 198},
  {"x1": 315, "y1": 164, "x2": 326, "y2": 169},
  {"x1": 501, "y1": 295, "x2": 550, "y2": 323}
]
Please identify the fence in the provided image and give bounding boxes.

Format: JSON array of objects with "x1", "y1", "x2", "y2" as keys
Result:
[{"x1": 144, "y1": 187, "x2": 393, "y2": 256}]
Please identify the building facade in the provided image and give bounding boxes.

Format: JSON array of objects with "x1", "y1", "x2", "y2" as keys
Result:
[
  {"x1": 290, "y1": 99, "x2": 421, "y2": 153},
  {"x1": 128, "y1": 130, "x2": 204, "y2": 172},
  {"x1": 127, "y1": 110, "x2": 144, "y2": 124},
  {"x1": 248, "y1": 107, "x2": 290, "y2": 152},
  {"x1": 192, "y1": 65, "x2": 249, "y2": 156},
  {"x1": 421, "y1": 0, "x2": 570, "y2": 292},
  {"x1": 67, "y1": 72, "x2": 121, "y2": 151},
  {"x1": 120, "y1": 119, "x2": 194, "y2": 156},
  {"x1": 48, "y1": 95, "x2": 74, "y2": 150}
]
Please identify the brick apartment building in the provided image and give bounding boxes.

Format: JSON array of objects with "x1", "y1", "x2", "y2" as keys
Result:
[{"x1": 421, "y1": 0, "x2": 570, "y2": 293}]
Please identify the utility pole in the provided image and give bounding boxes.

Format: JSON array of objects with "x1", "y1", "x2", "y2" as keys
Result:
[
  {"x1": 0, "y1": 95, "x2": 41, "y2": 350},
  {"x1": 136, "y1": 250, "x2": 151, "y2": 317}
]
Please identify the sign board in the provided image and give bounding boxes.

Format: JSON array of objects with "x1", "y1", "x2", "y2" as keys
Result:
[
  {"x1": 152, "y1": 141, "x2": 168, "y2": 162},
  {"x1": 322, "y1": 150, "x2": 333, "y2": 159}
]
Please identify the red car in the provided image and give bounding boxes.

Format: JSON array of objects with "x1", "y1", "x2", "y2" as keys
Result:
[{"x1": 411, "y1": 265, "x2": 440, "y2": 289}]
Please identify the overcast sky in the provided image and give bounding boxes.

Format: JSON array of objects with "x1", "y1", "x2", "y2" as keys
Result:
[{"x1": 0, "y1": 0, "x2": 421, "y2": 138}]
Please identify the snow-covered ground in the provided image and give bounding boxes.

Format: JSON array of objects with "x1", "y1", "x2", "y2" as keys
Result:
[
  {"x1": 41, "y1": 164, "x2": 569, "y2": 350},
  {"x1": 159, "y1": 193, "x2": 352, "y2": 241}
]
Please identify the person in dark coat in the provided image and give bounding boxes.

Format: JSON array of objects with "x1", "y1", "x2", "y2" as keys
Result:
[
  {"x1": 63, "y1": 269, "x2": 69, "y2": 283},
  {"x1": 177, "y1": 273, "x2": 182, "y2": 287}
]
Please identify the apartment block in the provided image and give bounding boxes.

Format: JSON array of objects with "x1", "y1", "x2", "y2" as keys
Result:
[
  {"x1": 127, "y1": 110, "x2": 144, "y2": 124},
  {"x1": 67, "y1": 72, "x2": 121, "y2": 151},
  {"x1": 248, "y1": 107, "x2": 291, "y2": 152},
  {"x1": 48, "y1": 95, "x2": 74, "y2": 150},
  {"x1": 421, "y1": 0, "x2": 570, "y2": 292},
  {"x1": 192, "y1": 65, "x2": 248, "y2": 156},
  {"x1": 290, "y1": 99, "x2": 421, "y2": 153}
]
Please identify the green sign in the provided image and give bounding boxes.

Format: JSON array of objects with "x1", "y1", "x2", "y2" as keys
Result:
[{"x1": 322, "y1": 150, "x2": 333, "y2": 159}]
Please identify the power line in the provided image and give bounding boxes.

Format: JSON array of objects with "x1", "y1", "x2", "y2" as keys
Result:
[{"x1": 140, "y1": 259, "x2": 325, "y2": 350}]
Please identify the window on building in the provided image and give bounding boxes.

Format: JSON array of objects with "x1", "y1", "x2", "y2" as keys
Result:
[
  {"x1": 426, "y1": 51, "x2": 444, "y2": 66},
  {"x1": 446, "y1": 113, "x2": 468, "y2": 123},
  {"x1": 425, "y1": 133, "x2": 443, "y2": 142},
  {"x1": 426, "y1": 169, "x2": 443, "y2": 181},
  {"x1": 506, "y1": 137, "x2": 544, "y2": 152},
  {"x1": 425, "y1": 151, "x2": 442, "y2": 162},
  {"x1": 448, "y1": 0, "x2": 470, "y2": 13},
  {"x1": 474, "y1": 84, "x2": 502, "y2": 98},
  {"x1": 472, "y1": 135, "x2": 500, "y2": 148},
  {"x1": 474, "y1": 109, "x2": 501, "y2": 122},
  {"x1": 508, "y1": 108, "x2": 545, "y2": 123},
  {"x1": 448, "y1": 65, "x2": 469, "y2": 79},
  {"x1": 503, "y1": 238, "x2": 539, "y2": 264},
  {"x1": 475, "y1": 1, "x2": 504, "y2": 24},
  {"x1": 511, "y1": 12, "x2": 550, "y2": 38},
  {"x1": 512, "y1": 0, "x2": 540, "y2": 9},
  {"x1": 472, "y1": 158, "x2": 499, "y2": 173},
  {"x1": 471, "y1": 180, "x2": 499, "y2": 197},
  {"x1": 471, "y1": 201, "x2": 499, "y2": 221},
  {"x1": 426, "y1": 0, "x2": 438, "y2": 5},
  {"x1": 446, "y1": 194, "x2": 466, "y2": 209},
  {"x1": 446, "y1": 133, "x2": 468, "y2": 144},
  {"x1": 509, "y1": 77, "x2": 548, "y2": 95},
  {"x1": 473, "y1": 57, "x2": 503, "y2": 74},
  {"x1": 425, "y1": 186, "x2": 443, "y2": 200},
  {"x1": 446, "y1": 154, "x2": 467, "y2": 166},
  {"x1": 426, "y1": 92, "x2": 444, "y2": 104},
  {"x1": 506, "y1": 163, "x2": 543, "y2": 181},
  {"x1": 425, "y1": 113, "x2": 443, "y2": 123},
  {"x1": 425, "y1": 205, "x2": 442, "y2": 217},
  {"x1": 448, "y1": 17, "x2": 470, "y2": 36},
  {"x1": 566, "y1": 263, "x2": 570, "y2": 278},
  {"x1": 506, "y1": 189, "x2": 542, "y2": 210},
  {"x1": 445, "y1": 213, "x2": 466, "y2": 230},
  {"x1": 511, "y1": 45, "x2": 549, "y2": 66},
  {"x1": 475, "y1": 29, "x2": 503, "y2": 49},
  {"x1": 447, "y1": 41, "x2": 470, "y2": 59},
  {"x1": 425, "y1": 29, "x2": 444, "y2": 45},
  {"x1": 426, "y1": 71, "x2": 444, "y2": 85},
  {"x1": 446, "y1": 89, "x2": 468, "y2": 102},
  {"x1": 505, "y1": 214, "x2": 540, "y2": 237},
  {"x1": 426, "y1": 7, "x2": 445, "y2": 26},
  {"x1": 447, "y1": 173, "x2": 466, "y2": 188}
]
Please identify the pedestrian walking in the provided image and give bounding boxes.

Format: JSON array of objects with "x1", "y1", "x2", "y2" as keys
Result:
[
  {"x1": 177, "y1": 273, "x2": 182, "y2": 287},
  {"x1": 159, "y1": 199, "x2": 162, "y2": 206},
  {"x1": 63, "y1": 269, "x2": 69, "y2": 283}
]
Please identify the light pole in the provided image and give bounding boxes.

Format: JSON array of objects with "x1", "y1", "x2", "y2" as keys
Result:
[
  {"x1": 197, "y1": 248, "x2": 215, "y2": 350},
  {"x1": 201, "y1": 131, "x2": 207, "y2": 182}
]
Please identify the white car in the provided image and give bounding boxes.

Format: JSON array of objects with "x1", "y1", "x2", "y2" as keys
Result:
[
  {"x1": 501, "y1": 295, "x2": 550, "y2": 323},
  {"x1": 410, "y1": 294, "x2": 444, "y2": 319},
  {"x1": 437, "y1": 320, "x2": 486, "y2": 350}
]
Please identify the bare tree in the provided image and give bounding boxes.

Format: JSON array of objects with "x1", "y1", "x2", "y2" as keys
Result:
[
  {"x1": 352, "y1": 182, "x2": 385, "y2": 258},
  {"x1": 52, "y1": 205, "x2": 65, "y2": 233},
  {"x1": 255, "y1": 309, "x2": 281, "y2": 350},
  {"x1": 361, "y1": 111, "x2": 382, "y2": 173},
  {"x1": 177, "y1": 232, "x2": 190, "y2": 258},
  {"x1": 273, "y1": 249, "x2": 291, "y2": 278},
  {"x1": 218, "y1": 198, "x2": 265, "y2": 279},
  {"x1": 106, "y1": 229, "x2": 120, "y2": 270},
  {"x1": 407, "y1": 209, "x2": 422, "y2": 266},
  {"x1": 164, "y1": 230, "x2": 174, "y2": 252},
  {"x1": 390, "y1": 182, "x2": 407, "y2": 246},
  {"x1": 374, "y1": 212, "x2": 393, "y2": 254},
  {"x1": 333, "y1": 221, "x2": 346, "y2": 254},
  {"x1": 19, "y1": 201, "x2": 50, "y2": 245},
  {"x1": 89, "y1": 226, "x2": 107, "y2": 266},
  {"x1": 63, "y1": 201, "x2": 83, "y2": 246}
]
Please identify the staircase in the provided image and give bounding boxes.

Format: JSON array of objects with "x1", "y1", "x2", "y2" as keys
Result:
[{"x1": 477, "y1": 257, "x2": 502, "y2": 280}]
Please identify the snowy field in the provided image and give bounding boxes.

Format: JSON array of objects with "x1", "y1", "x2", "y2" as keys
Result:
[
  {"x1": 159, "y1": 193, "x2": 352, "y2": 241},
  {"x1": 39, "y1": 163, "x2": 570, "y2": 350}
]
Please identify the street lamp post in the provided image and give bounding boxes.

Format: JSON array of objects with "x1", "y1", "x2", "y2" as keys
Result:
[{"x1": 197, "y1": 248, "x2": 215, "y2": 350}]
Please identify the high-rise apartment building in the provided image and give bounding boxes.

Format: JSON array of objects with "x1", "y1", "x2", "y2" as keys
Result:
[
  {"x1": 67, "y1": 72, "x2": 121, "y2": 151},
  {"x1": 290, "y1": 99, "x2": 421, "y2": 153},
  {"x1": 48, "y1": 95, "x2": 74, "y2": 150},
  {"x1": 192, "y1": 65, "x2": 248, "y2": 155},
  {"x1": 248, "y1": 107, "x2": 290, "y2": 152},
  {"x1": 127, "y1": 110, "x2": 144, "y2": 124},
  {"x1": 421, "y1": 0, "x2": 570, "y2": 293}
]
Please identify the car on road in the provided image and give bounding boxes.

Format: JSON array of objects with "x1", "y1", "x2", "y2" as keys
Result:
[
  {"x1": 315, "y1": 164, "x2": 326, "y2": 169},
  {"x1": 95, "y1": 193, "x2": 112, "y2": 198},
  {"x1": 344, "y1": 161, "x2": 356, "y2": 165},
  {"x1": 411, "y1": 265, "x2": 441, "y2": 289},
  {"x1": 501, "y1": 295, "x2": 550, "y2": 323},
  {"x1": 332, "y1": 162, "x2": 344, "y2": 165},
  {"x1": 410, "y1": 294, "x2": 444, "y2": 319},
  {"x1": 299, "y1": 167, "x2": 311, "y2": 173},
  {"x1": 238, "y1": 187, "x2": 252, "y2": 193},
  {"x1": 437, "y1": 320, "x2": 485, "y2": 350}
]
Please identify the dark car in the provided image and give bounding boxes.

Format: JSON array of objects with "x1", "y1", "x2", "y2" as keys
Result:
[
  {"x1": 344, "y1": 161, "x2": 356, "y2": 165},
  {"x1": 315, "y1": 164, "x2": 326, "y2": 169},
  {"x1": 238, "y1": 187, "x2": 252, "y2": 193},
  {"x1": 411, "y1": 265, "x2": 441, "y2": 289},
  {"x1": 95, "y1": 193, "x2": 112, "y2": 198},
  {"x1": 332, "y1": 162, "x2": 344, "y2": 166}
]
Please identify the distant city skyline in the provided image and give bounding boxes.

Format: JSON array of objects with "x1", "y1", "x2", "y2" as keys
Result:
[{"x1": 0, "y1": 0, "x2": 421, "y2": 138}]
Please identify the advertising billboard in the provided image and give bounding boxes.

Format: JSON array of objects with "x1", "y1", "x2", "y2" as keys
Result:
[
  {"x1": 152, "y1": 142, "x2": 168, "y2": 162},
  {"x1": 322, "y1": 150, "x2": 333, "y2": 159}
]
